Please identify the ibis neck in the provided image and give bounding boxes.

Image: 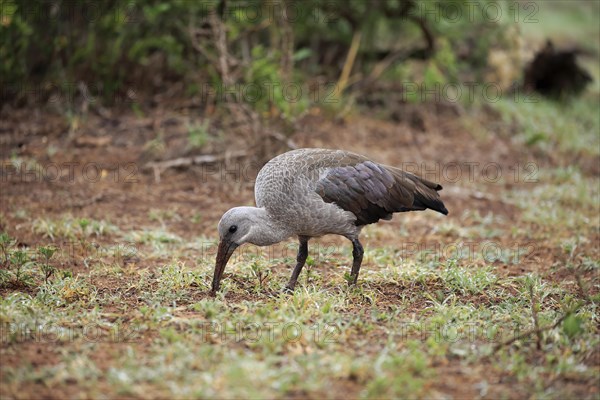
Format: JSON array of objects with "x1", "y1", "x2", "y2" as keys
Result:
[{"x1": 248, "y1": 207, "x2": 293, "y2": 246}]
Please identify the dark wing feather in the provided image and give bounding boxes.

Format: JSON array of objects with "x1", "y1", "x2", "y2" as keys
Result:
[{"x1": 315, "y1": 159, "x2": 448, "y2": 226}]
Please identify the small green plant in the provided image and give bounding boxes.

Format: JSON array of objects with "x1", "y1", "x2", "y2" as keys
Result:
[
  {"x1": 38, "y1": 246, "x2": 57, "y2": 284},
  {"x1": 10, "y1": 250, "x2": 31, "y2": 286},
  {"x1": 562, "y1": 314, "x2": 584, "y2": 339},
  {"x1": 0, "y1": 234, "x2": 35, "y2": 287},
  {"x1": 187, "y1": 120, "x2": 211, "y2": 149},
  {"x1": 0, "y1": 232, "x2": 16, "y2": 266},
  {"x1": 250, "y1": 260, "x2": 271, "y2": 290},
  {"x1": 305, "y1": 255, "x2": 316, "y2": 286},
  {"x1": 78, "y1": 218, "x2": 90, "y2": 236},
  {"x1": 191, "y1": 213, "x2": 202, "y2": 224},
  {"x1": 343, "y1": 271, "x2": 354, "y2": 285}
]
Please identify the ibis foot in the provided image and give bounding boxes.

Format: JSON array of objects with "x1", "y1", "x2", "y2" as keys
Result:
[{"x1": 282, "y1": 285, "x2": 294, "y2": 295}]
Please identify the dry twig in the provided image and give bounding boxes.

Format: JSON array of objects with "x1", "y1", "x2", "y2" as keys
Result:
[
  {"x1": 492, "y1": 301, "x2": 585, "y2": 353},
  {"x1": 144, "y1": 150, "x2": 247, "y2": 183},
  {"x1": 529, "y1": 283, "x2": 543, "y2": 350}
]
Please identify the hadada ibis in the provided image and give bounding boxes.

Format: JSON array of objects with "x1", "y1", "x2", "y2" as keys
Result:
[{"x1": 211, "y1": 148, "x2": 448, "y2": 294}]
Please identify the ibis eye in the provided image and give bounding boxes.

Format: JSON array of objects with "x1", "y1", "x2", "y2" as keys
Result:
[{"x1": 229, "y1": 225, "x2": 238, "y2": 233}]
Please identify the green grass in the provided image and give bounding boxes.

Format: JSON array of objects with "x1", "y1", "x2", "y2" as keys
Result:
[
  {"x1": 492, "y1": 94, "x2": 600, "y2": 157},
  {"x1": 1, "y1": 221, "x2": 598, "y2": 398},
  {"x1": 505, "y1": 166, "x2": 599, "y2": 230},
  {"x1": 520, "y1": 2, "x2": 600, "y2": 54},
  {"x1": 3, "y1": 129, "x2": 599, "y2": 399},
  {"x1": 32, "y1": 216, "x2": 119, "y2": 241}
]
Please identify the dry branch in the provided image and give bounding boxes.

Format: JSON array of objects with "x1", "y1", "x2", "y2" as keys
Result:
[
  {"x1": 492, "y1": 301, "x2": 585, "y2": 353},
  {"x1": 268, "y1": 132, "x2": 298, "y2": 150},
  {"x1": 67, "y1": 193, "x2": 106, "y2": 209},
  {"x1": 529, "y1": 284, "x2": 543, "y2": 350},
  {"x1": 144, "y1": 150, "x2": 247, "y2": 183},
  {"x1": 337, "y1": 30, "x2": 363, "y2": 95}
]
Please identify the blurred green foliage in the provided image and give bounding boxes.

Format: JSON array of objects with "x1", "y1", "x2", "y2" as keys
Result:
[{"x1": 1, "y1": 0, "x2": 519, "y2": 111}]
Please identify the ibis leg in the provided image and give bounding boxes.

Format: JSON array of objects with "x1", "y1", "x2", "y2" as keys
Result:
[
  {"x1": 349, "y1": 238, "x2": 364, "y2": 285},
  {"x1": 285, "y1": 236, "x2": 309, "y2": 292}
]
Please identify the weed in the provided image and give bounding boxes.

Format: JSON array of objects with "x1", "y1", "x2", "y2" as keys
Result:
[
  {"x1": 0, "y1": 232, "x2": 15, "y2": 266},
  {"x1": 38, "y1": 246, "x2": 57, "y2": 284}
]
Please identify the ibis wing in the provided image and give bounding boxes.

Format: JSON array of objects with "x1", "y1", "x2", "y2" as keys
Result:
[{"x1": 315, "y1": 160, "x2": 448, "y2": 226}]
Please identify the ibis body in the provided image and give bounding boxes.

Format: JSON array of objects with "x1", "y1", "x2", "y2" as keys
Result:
[{"x1": 212, "y1": 148, "x2": 448, "y2": 293}]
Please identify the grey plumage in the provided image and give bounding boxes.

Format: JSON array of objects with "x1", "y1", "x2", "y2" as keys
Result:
[{"x1": 211, "y1": 148, "x2": 448, "y2": 293}]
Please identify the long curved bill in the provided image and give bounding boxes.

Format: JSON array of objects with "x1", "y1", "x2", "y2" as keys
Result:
[{"x1": 211, "y1": 239, "x2": 239, "y2": 294}]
